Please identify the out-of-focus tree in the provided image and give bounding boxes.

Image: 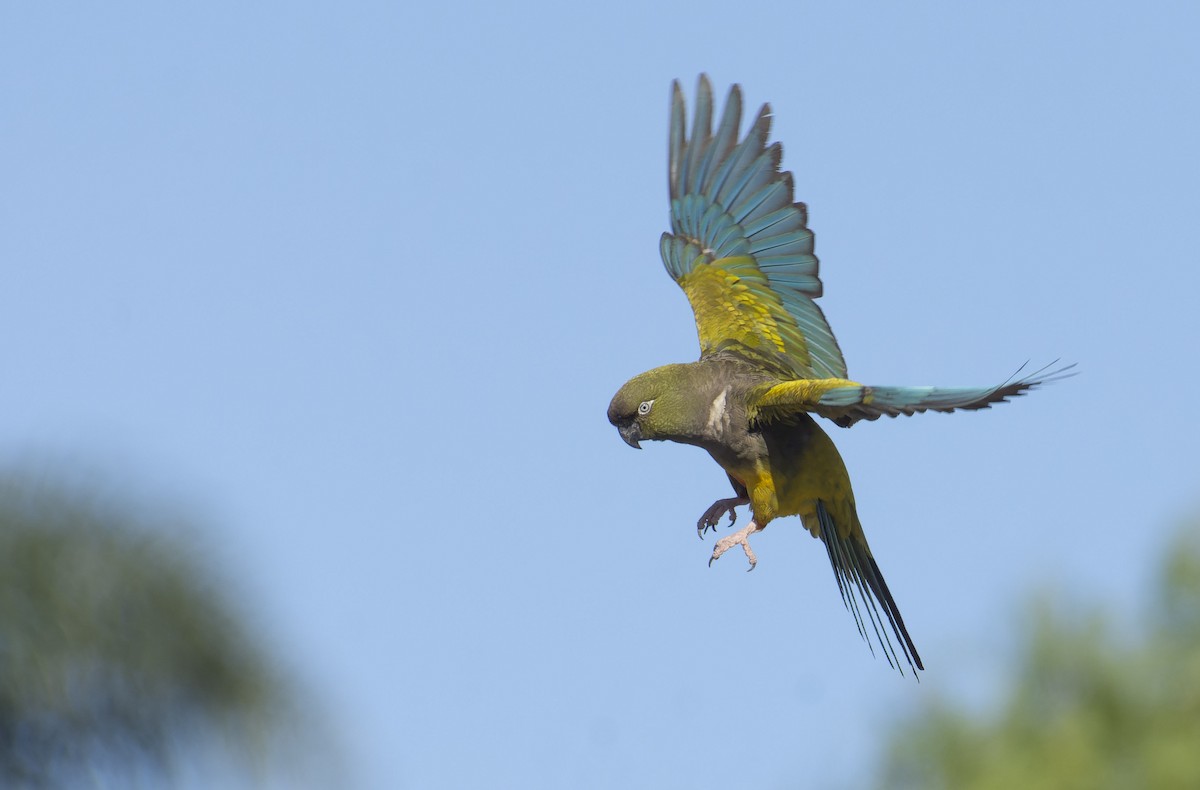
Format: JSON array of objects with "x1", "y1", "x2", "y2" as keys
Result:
[
  {"x1": 877, "y1": 522, "x2": 1200, "y2": 790},
  {"x1": 0, "y1": 472, "x2": 297, "y2": 787}
]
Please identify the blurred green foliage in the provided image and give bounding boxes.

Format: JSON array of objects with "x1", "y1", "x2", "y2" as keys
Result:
[
  {"x1": 878, "y1": 523, "x2": 1200, "y2": 790},
  {"x1": 0, "y1": 473, "x2": 286, "y2": 787}
]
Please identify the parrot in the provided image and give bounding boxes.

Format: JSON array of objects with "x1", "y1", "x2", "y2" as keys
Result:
[{"x1": 607, "y1": 75, "x2": 1070, "y2": 675}]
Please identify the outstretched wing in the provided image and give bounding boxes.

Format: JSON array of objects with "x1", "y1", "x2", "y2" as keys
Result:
[
  {"x1": 749, "y1": 363, "x2": 1076, "y2": 428},
  {"x1": 659, "y1": 75, "x2": 847, "y2": 381}
]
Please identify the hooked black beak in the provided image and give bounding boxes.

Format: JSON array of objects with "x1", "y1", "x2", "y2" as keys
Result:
[{"x1": 617, "y1": 421, "x2": 642, "y2": 449}]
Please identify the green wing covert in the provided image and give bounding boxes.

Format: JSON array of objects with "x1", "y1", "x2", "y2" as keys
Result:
[{"x1": 659, "y1": 75, "x2": 847, "y2": 381}]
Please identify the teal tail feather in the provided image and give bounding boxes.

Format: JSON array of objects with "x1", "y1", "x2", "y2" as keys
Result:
[{"x1": 816, "y1": 500, "x2": 923, "y2": 675}]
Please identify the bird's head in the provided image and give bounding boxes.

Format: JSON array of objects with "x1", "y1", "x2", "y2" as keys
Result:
[{"x1": 607, "y1": 364, "x2": 700, "y2": 449}]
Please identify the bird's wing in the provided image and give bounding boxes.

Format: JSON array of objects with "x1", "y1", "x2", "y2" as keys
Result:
[
  {"x1": 659, "y1": 75, "x2": 847, "y2": 381},
  {"x1": 749, "y1": 364, "x2": 1075, "y2": 428}
]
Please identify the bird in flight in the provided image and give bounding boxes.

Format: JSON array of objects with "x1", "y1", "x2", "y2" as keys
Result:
[{"x1": 607, "y1": 75, "x2": 1069, "y2": 675}]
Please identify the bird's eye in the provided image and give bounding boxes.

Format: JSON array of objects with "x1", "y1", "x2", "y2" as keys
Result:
[{"x1": 638, "y1": 400, "x2": 654, "y2": 416}]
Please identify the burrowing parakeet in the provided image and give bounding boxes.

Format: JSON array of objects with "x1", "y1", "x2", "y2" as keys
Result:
[{"x1": 608, "y1": 76, "x2": 1069, "y2": 675}]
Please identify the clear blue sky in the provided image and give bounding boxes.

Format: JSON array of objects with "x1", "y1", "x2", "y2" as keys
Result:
[{"x1": 4, "y1": 2, "x2": 1199, "y2": 787}]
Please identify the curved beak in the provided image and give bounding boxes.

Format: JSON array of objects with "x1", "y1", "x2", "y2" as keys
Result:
[{"x1": 617, "y1": 421, "x2": 642, "y2": 449}]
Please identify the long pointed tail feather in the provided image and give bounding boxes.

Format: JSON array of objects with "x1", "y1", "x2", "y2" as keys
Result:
[{"x1": 816, "y1": 500, "x2": 923, "y2": 675}]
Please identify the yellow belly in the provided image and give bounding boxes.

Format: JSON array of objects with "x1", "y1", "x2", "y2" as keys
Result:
[{"x1": 723, "y1": 414, "x2": 859, "y2": 540}]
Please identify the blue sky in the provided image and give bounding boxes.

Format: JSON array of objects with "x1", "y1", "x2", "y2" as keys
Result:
[{"x1": 4, "y1": 2, "x2": 1199, "y2": 787}]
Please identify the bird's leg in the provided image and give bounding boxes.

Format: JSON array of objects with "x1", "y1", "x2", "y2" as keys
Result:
[
  {"x1": 697, "y1": 496, "x2": 749, "y2": 538},
  {"x1": 709, "y1": 521, "x2": 763, "y2": 571}
]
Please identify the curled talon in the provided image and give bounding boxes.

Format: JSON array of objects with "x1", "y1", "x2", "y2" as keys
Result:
[{"x1": 696, "y1": 496, "x2": 748, "y2": 539}]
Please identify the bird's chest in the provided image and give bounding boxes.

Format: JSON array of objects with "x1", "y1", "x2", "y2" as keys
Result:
[{"x1": 697, "y1": 388, "x2": 777, "y2": 515}]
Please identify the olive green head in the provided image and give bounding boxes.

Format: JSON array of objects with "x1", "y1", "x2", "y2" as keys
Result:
[{"x1": 607, "y1": 364, "x2": 708, "y2": 449}]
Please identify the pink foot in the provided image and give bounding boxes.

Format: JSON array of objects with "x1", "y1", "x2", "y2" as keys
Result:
[
  {"x1": 709, "y1": 521, "x2": 763, "y2": 571},
  {"x1": 697, "y1": 497, "x2": 749, "y2": 538}
]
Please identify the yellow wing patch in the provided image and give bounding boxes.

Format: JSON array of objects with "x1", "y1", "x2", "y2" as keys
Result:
[
  {"x1": 678, "y1": 256, "x2": 811, "y2": 369},
  {"x1": 754, "y1": 378, "x2": 864, "y2": 408},
  {"x1": 747, "y1": 377, "x2": 865, "y2": 425}
]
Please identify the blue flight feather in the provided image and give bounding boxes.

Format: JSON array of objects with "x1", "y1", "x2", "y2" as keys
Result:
[{"x1": 661, "y1": 76, "x2": 848, "y2": 380}]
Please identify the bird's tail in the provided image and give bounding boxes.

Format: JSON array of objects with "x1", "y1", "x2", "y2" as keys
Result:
[{"x1": 815, "y1": 500, "x2": 923, "y2": 675}]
